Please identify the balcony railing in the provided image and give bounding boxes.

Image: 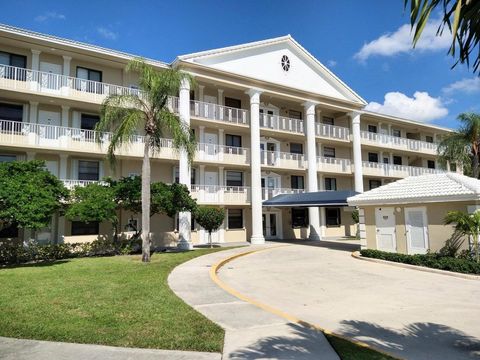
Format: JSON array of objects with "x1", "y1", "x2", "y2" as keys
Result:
[
  {"x1": 315, "y1": 123, "x2": 350, "y2": 141},
  {"x1": 61, "y1": 179, "x2": 106, "y2": 189},
  {"x1": 262, "y1": 187, "x2": 305, "y2": 200},
  {"x1": 260, "y1": 114, "x2": 304, "y2": 134},
  {"x1": 0, "y1": 64, "x2": 139, "y2": 104},
  {"x1": 362, "y1": 161, "x2": 444, "y2": 178},
  {"x1": 196, "y1": 143, "x2": 249, "y2": 165},
  {"x1": 261, "y1": 150, "x2": 305, "y2": 169},
  {"x1": 191, "y1": 185, "x2": 250, "y2": 204},
  {"x1": 317, "y1": 156, "x2": 352, "y2": 173},
  {"x1": 360, "y1": 131, "x2": 438, "y2": 154},
  {"x1": 188, "y1": 99, "x2": 249, "y2": 125}
]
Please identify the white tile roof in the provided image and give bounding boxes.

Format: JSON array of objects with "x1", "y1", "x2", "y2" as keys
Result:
[{"x1": 347, "y1": 173, "x2": 480, "y2": 206}]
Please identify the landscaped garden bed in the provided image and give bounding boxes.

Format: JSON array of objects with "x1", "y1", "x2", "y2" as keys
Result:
[{"x1": 360, "y1": 249, "x2": 480, "y2": 275}]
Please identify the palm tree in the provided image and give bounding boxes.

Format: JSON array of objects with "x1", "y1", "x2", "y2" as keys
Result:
[
  {"x1": 96, "y1": 59, "x2": 196, "y2": 262},
  {"x1": 438, "y1": 112, "x2": 480, "y2": 178},
  {"x1": 445, "y1": 210, "x2": 480, "y2": 262}
]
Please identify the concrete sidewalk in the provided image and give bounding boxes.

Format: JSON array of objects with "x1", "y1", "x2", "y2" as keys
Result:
[
  {"x1": 168, "y1": 245, "x2": 339, "y2": 360},
  {"x1": 0, "y1": 336, "x2": 220, "y2": 360}
]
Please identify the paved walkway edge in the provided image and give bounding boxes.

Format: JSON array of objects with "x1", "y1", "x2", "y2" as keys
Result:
[{"x1": 352, "y1": 251, "x2": 480, "y2": 281}]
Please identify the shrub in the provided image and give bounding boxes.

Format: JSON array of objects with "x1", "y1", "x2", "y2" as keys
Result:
[{"x1": 360, "y1": 249, "x2": 480, "y2": 275}]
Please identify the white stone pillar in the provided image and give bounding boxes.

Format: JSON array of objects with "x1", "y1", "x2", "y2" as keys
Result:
[
  {"x1": 219, "y1": 166, "x2": 225, "y2": 203},
  {"x1": 29, "y1": 101, "x2": 38, "y2": 123},
  {"x1": 350, "y1": 111, "x2": 363, "y2": 193},
  {"x1": 198, "y1": 126, "x2": 205, "y2": 160},
  {"x1": 247, "y1": 89, "x2": 264, "y2": 244},
  {"x1": 304, "y1": 101, "x2": 321, "y2": 241},
  {"x1": 31, "y1": 50, "x2": 41, "y2": 71},
  {"x1": 178, "y1": 78, "x2": 192, "y2": 250}
]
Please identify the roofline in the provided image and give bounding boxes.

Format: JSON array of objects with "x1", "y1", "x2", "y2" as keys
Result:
[
  {"x1": 348, "y1": 193, "x2": 480, "y2": 206},
  {"x1": 362, "y1": 110, "x2": 454, "y2": 132},
  {"x1": 0, "y1": 23, "x2": 169, "y2": 69}
]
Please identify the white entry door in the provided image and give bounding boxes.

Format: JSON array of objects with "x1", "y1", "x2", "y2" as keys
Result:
[
  {"x1": 40, "y1": 62, "x2": 62, "y2": 92},
  {"x1": 204, "y1": 171, "x2": 218, "y2": 203},
  {"x1": 263, "y1": 212, "x2": 281, "y2": 239},
  {"x1": 38, "y1": 110, "x2": 61, "y2": 142},
  {"x1": 375, "y1": 207, "x2": 397, "y2": 252},
  {"x1": 204, "y1": 132, "x2": 218, "y2": 159},
  {"x1": 203, "y1": 95, "x2": 217, "y2": 119},
  {"x1": 405, "y1": 207, "x2": 429, "y2": 254}
]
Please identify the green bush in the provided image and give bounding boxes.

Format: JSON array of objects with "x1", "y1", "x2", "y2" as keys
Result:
[{"x1": 360, "y1": 249, "x2": 480, "y2": 275}]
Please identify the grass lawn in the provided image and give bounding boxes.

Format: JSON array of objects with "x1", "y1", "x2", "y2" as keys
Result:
[
  {"x1": 326, "y1": 334, "x2": 397, "y2": 360},
  {"x1": 0, "y1": 250, "x2": 226, "y2": 352}
]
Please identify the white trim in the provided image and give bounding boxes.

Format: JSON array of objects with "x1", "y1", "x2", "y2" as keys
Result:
[{"x1": 405, "y1": 206, "x2": 429, "y2": 255}]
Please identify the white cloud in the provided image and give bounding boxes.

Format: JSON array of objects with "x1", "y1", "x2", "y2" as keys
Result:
[
  {"x1": 327, "y1": 60, "x2": 337, "y2": 67},
  {"x1": 34, "y1": 11, "x2": 66, "y2": 22},
  {"x1": 97, "y1": 27, "x2": 118, "y2": 40},
  {"x1": 442, "y1": 77, "x2": 480, "y2": 95},
  {"x1": 354, "y1": 21, "x2": 451, "y2": 62},
  {"x1": 365, "y1": 91, "x2": 448, "y2": 122}
]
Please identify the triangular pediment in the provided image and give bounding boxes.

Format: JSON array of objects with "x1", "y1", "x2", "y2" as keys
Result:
[{"x1": 179, "y1": 36, "x2": 365, "y2": 105}]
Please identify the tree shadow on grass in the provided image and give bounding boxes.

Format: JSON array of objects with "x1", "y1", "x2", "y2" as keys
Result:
[
  {"x1": 0, "y1": 259, "x2": 71, "y2": 269},
  {"x1": 338, "y1": 320, "x2": 480, "y2": 360}
]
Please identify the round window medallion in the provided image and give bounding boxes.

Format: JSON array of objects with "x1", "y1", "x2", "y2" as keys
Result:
[{"x1": 281, "y1": 55, "x2": 290, "y2": 72}]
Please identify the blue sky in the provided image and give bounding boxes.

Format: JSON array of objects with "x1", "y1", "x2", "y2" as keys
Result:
[{"x1": 1, "y1": 0, "x2": 479, "y2": 129}]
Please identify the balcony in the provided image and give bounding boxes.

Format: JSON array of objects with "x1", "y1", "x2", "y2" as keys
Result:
[
  {"x1": 0, "y1": 64, "x2": 138, "y2": 104},
  {"x1": 188, "y1": 99, "x2": 249, "y2": 125},
  {"x1": 262, "y1": 187, "x2": 304, "y2": 201},
  {"x1": 62, "y1": 179, "x2": 106, "y2": 189},
  {"x1": 260, "y1": 114, "x2": 304, "y2": 134},
  {"x1": 196, "y1": 143, "x2": 249, "y2": 166},
  {"x1": 362, "y1": 161, "x2": 445, "y2": 178},
  {"x1": 191, "y1": 185, "x2": 250, "y2": 204},
  {"x1": 261, "y1": 151, "x2": 305, "y2": 169},
  {"x1": 317, "y1": 156, "x2": 352, "y2": 174},
  {"x1": 360, "y1": 131, "x2": 438, "y2": 155},
  {"x1": 316, "y1": 123, "x2": 350, "y2": 141}
]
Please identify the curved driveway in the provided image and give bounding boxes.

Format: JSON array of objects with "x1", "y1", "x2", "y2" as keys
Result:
[{"x1": 218, "y1": 241, "x2": 480, "y2": 360}]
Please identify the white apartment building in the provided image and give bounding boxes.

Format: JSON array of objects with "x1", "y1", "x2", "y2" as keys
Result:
[{"x1": 0, "y1": 24, "x2": 455, "y2": 247}]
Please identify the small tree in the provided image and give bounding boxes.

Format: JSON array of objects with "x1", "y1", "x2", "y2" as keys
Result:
[
  {"x1": 195, "y1": 207, "x2": 225, "y2": 248},
  {"x1": 66, "y1": 183, "x2": 118, "y2": 241},
  {"x1": 0, "y1": 160, "x2": 68, "y2": 236},
  {"x1": 444, "y1": 210, "x2": 480, "y2": 262}
]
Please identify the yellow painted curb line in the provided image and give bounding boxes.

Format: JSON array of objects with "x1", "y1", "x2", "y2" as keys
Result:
[{"x1": 210, "y1": 245, "x2": 402, "y2": 360}]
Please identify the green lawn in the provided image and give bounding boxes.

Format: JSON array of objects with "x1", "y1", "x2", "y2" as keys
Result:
[{"x1": 0, "y1": 250, "x2": 225, "y2": 352}]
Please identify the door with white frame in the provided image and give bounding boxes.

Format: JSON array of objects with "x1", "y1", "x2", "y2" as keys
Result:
[
  {"x1": 261, "y1": 172, "x2": 281, "y2": 200},
  {"x1": 40, "y1": 62, "x2": 62, "y2": 92},
  {"x1": 263, "y1": 211, "x2": 282, "y2": 239},
  {"x1": 375, "y1": 207, "x2": 397, "y2": 252},
  {"x1": 260, "y1": 138, "x2": 280, "y2": 166},
  {"x1": 38, "y1": 110, "x2": 61, "y2": 142},
  {"x1": 259, "y1": 105, "x2": 279, "y2": 128},
  {"x1": 204, "y1": 95, "x2": 217, "y2": 119},
  {"x1": 405, "y1": 207, "x2": 429, "y2": 254},
  {"x1": 203, "y1": 132, "x2": 218, "y2": 160},
  {"x1": 204, "y1": 171, "x2": 219, "y2": 203}
]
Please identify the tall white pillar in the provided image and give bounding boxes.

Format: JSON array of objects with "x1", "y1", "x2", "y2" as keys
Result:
[
  {"x1": 61, "y1": 106, "x2": 69, "y2": 127},
  {"x1": 31, "y1": 50, "x2": 41, "y2": 71},
  {"x1": 304, "y1": 101, "x2": 321, "y2": 241},
  {"x1": 247, "y1": 89, "x2": 264, "y2": 245},
  {"x1": 350, "y1": 111, "x2": 363, "y2": 193},
  {"x1": 318, "y1": 174, "x2": 326, "y2": 237},
  {"x1": 29, "y1": 101, "x2": 38, "y2": 123},
  {"x1": 178, "y1": 78, "x2": 192, "y2": 250}
]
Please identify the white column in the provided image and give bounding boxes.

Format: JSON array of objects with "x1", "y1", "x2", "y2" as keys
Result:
[
  {"x1": 304, "y1": 101, "x2": 321, "y2": 241},
  {"x1": 198, "y1": 126, "x2": 205, "y2": 160},
  {"x1": 247, "y1": 89, "x2": 264, "y2": 244},
  {"x1": 199, "y1": 165, "x2": 205, "y2": 202},
  {"x1": 218, "y1": 89, "x2": 224, "y2": 106},
  {"x1": 61, "y1": 106, "x2": 69, "y2": 127},
  {"x1": 218, "y1": 129, "x2": 224, "y2": 146},
  {"x1": 29, "y1": 101, "x2": 38, "y2": 123},
  {"x1": 198, "y1": 85, "x2": 205, "y2": 102},
  {"x1": 57, "y1": 154, "x2": 69, "y2": 243},
  {"x1": 178, "y1": 78, "x2": 192, "y2": 250},
  {"x1": 318, "y1": 174, "x2": 326, "y2": 237},
  {"x1": 62, "y1": 56, "x2": 71, "y2": 76},
  {"x1": 219, "y1": 166, "x2": 224, "y2": 203},
  {"x1": 350, "y1": 111, "x2": 363, "y2": 193},
  {"x1": 31, "y1": 50, "x2": 41, "y2": 71}
]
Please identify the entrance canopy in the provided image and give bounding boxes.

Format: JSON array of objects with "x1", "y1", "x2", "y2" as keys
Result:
[{"x1": 263, "y1": 190, "x2": 359, "y2": 207}]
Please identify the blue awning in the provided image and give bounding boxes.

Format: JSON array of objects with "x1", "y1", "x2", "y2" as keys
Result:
[{"x1": 262, "y1": 190, "x2": 359, "y2": 207}]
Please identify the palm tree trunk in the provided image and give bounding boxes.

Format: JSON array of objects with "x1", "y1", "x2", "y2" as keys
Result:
[
  {"x1": 141, "y1": 134, "x2": 151, "y2": 263},
  {"x1": 474, "y1": 152, "x2": 480, "y2": 179}
]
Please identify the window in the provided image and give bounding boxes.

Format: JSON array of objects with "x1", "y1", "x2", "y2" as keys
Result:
[
  {"x1": 425, "y1": 135, "x2": 434, "y2": 143},
  {"x1": 225, "y1": 97, "x2": 241, "y2": 109},
  {"x1": 76, "y1": 67, "x2": 102, "y2": 93},
  {"x1": 0, "y1": 103, "x2": 23, "y2": 122},
  {"x1": 228, "y1": 209, "x2": 243, "y2": 229},
  {"x1": 325, "y1": 177, "x2": 337, "y2": 191},
  {"x1": 226, "y1": 134, "x2": 242, "y2": 147},
  {"x1": 323, "y1": 147, "x2": 336, "y2": 158},
  {"x1": 323, "y1": 116, "x2": 334, "y2": 126},
  {"x1": 0, "y1": 52, "x2": 27, "y2": 80},
  {"x1": 369, "y1": 180, "x2": 381, "y2": 190},
  {"x1": 174, "y1": 168, "x2": 196, "y2": 184},
  {"x1": 291, "y1": 175, "x2": 304, "y2": 189},
  {"x1": 368, "y1": 152, "x2": 379, "y2": 163},
  {"x1": 427, "y1": 160, "x2": 435, "y2": 169},
  {"x1": 80, "y1": 114, "x2": 100, "y2": 130},
  {"x1": 383, "y1": 157, "x2": 390, "y2": 164},
  {"x1": 289, "y1": 110, "x2": 302, "y2": 120},
  {"x1": 78, "y1": 160, "x2": 99, "y2": 181},
  {"x1": 0, "y1": 223, "x2": 18, "y2": 238},
  {"x1": 0, "y1": 155, "x2": 16, "y2": 162},
  {"x1": 392, "y1": 129, "x2": 401, "y2": 137},
  {"x1": 290, "y1": 143, "x2": 303, "y2": 154},
  {"x1": 71, "y1": 221, "x2": 99, "y2": 236},
  {"x1": 325, "y1": 208, "x2": 341, "y2": 226},
  {"x1": 393, "y1": 156, "x2": 402, "y2": 165},
  {"x1": 226, "y1": 171, "x2": 243, "y2": 187},
  {"x1": 291, "y1": 208, "x2": 308, "y2": 228},
  {"x1": 368, "y1": 125, "x2": 377, "y2": 133},
  {"x1": 281, "y1": 55, "x2": 290, "y2": 72}
]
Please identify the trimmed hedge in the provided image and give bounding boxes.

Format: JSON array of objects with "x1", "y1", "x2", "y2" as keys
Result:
[{"x1": 360, "y1": 249, "x2": 480, "y2": 275}]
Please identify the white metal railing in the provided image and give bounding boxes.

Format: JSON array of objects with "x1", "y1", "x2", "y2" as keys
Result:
[
  {"x1": 317, "y1": 156, "x2": 352, "y2": 173},
  {"x1": 0, "y1": 64, "x2": 140, "y2": 103},
  {"x1": 61, "y1": 179, "x2": 106, "y2": 189},
  {"x1": 189, "y1": 99, "x2": 249, "y2": 125},
  {"x1": 260, "y1": 114, "x2": 304, "y2": 134},
  {"x1": 360, "y1": 131, "x2": 438, "y2": 153},
  {"x1": 191, "y1": 185, "x2": 250, "y2": 204},
  {"x1": 362, "y1": 161, "x2": 445, "y2": 178},
  {"x1": 261, "y1": 150, "x2": 305, "y2": 169},
  {"x1": 196, "y1": 143, "x2": 249, "y2": 164},
  {"x1": 315, "y1": 123, "x2": 350, "y2": 141},
  {"x1": 262, "y1": 187, "x2": 305, "y2": 200}
]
